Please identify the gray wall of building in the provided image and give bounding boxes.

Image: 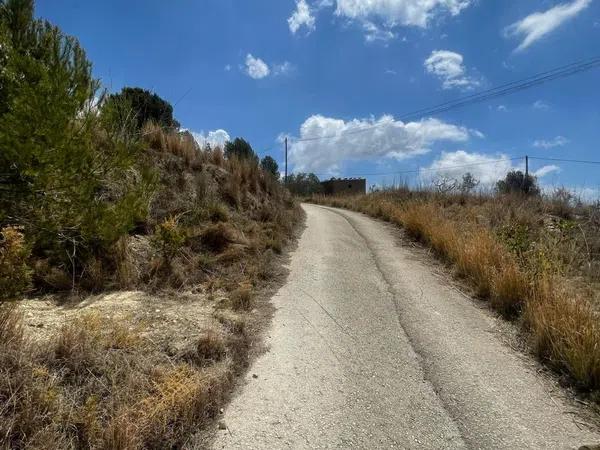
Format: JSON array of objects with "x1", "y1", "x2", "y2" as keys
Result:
[{"x1": 321, "y1": 178, "x2": 366, "y2": 195}]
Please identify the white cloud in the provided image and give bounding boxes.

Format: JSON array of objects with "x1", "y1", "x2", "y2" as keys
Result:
[
  {"x1": 505, "y1": 0, "x2": 591, "y2": 52},
  {"x1": 422, "y1": 151, "x2": 515, "y2": 184},
  {"x1": 288, "y1": 0, "x2": 316, "y2": 34},
  {"x1": 497, "y1": 105, "x2": 508, "y2": 112},
  {"x1": 289, "y1": 114, "x2": 471, "y2": 173},
  {"x1": 422, "y1": 150, "x2": 560, "y2": 185},
  {"x1": 273, "y1": 61, "x2": 295, "y2": 76},
  {"x1": 363, "y1": 21, "x2": 396, "y2": 42},
  {"x1": 335, "y1": 0, "x2": 472, "y2": 28},
  {"x1": 533, "y1": 164, "x2": 561, "y2": 177},
  {"x1": 533, "y1": 100, "x2": 550, "y2": 110},
  {"x1": 424, "y1": 50, "x2": 480, "y2": 90},
  {"x1": 224, "y1": 64, "x2": 232, "y2": 72},
  {"x1": 533, "y1": 136, "x2": 569, "y2": 149},
  {"x1": 245, "y1": 54, "x2": 270, "y2": 79},
  {"x1": 191, "y1": 129, "x2": 231, "y2": 148}
]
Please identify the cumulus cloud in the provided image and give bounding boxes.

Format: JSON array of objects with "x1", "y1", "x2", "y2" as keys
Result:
[
  {"x1": 245, "y1": 54, "x2": 270, "y2": 79},
  {"x1": 424, "y1": 50, "x2": 480, "y2": 90},
  {"x1": 505, "y1": 0, "x2": 591, "y2": 52},
  {"x1": 289, "y1": 0, "x2": 316, "y2": 34},
  {"x1": 533, "y1": 136, "x2": 569, "y2": 149},
  {"x1": 244, "y1": 55, "x2": 293, "y2": 79},
  {"x1": 292, "y1": 0, "x2": 473, "y2": 41},
  {"x1": 533, "y1": 100, "x2": 550, "y2": 110},
  {"x1": 421, "y1": 150, "x2": 560, "y2": 185},
  {"x1": 335, "y1": 0, "x2": 472, "y2": 28},
  {"x1": 289, "y1": 114, "x2": 471, "y2": 173},
  {"x1": 191, "y1": 129, "x2": 231, "y2": 148}
]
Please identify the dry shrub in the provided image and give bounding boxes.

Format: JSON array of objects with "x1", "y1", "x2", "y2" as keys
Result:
[
  {"x1": 0, "y1": 226, "x2": 32, "y2": 300},
  {"x1": 229, "y1": 283, "x2": 253, "y2": 311},
  {"x1": 108, "y1": 364, "x2": 232, "y2": 449},
  {"x1": 152, "y1": 216, "x2": 186, "y2": 266},
  {"x1": 491, "y1": 263, "x2": 528, "y2": 316},
  {"x1": 80, "y1": 256, "x2": 106, "y2": 292},
  {"x1": 526, "y1": 277, "x2": 600, "y2": 389},
  {"x1": 201, "y1": 222, "x2": 241, "y2": 253},
  {"x1": 207, "y1": 147, "x2": 225, "y2": 167},
  {"x1": 112, "y1": 235, "x2": 138, "y2": 288},
  {"x1": 142, "y1": 121, "x2": 166, "y2": 151},
  {"x1": 206, "y1": 201, "x2": 230, "y2": 223},
  {"x1": 0, "y1": 311, "x2": 239, "y2": 449},
  {"x1": 53, "y1": 314, "x2": 142, "y2": 376},
  {"x1": 182, "y1": 330, "x2": 227, "y2": 367},
  {"x1": 143, "y1": 122, "x2": 200, "y2": 168}
]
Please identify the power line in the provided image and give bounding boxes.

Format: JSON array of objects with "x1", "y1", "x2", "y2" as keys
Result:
[
  {"x1": 311, "y1": 156, "x2": 524, "y2": 178},
  {"x1": 529, "y1": 156, "x2": 600, "y2": 165},
  {"x1": 303, "y1": 155, "x2": 600, "y2": 180},
  {"x1": 288, "y1": 55, "x2": 600, "y2": 144}
]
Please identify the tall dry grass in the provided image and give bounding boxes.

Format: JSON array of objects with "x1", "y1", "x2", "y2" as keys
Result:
[{"x1": 311, "y1": 191, "x2": 600, "y2": 393}]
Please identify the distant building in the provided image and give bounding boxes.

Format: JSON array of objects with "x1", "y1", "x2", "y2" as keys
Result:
[{"x1": 320, "y1": 178, "x2": 367, "y2": 195}]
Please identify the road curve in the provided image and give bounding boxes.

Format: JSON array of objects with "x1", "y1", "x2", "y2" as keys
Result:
[{"x1": 212, "y1": 203, "x2": 599, "y2": 449}]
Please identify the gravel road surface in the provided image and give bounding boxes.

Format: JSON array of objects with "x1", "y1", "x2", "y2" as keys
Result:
[{"x1": 212, "y1": 204, "x2": 600, "y2": 449}]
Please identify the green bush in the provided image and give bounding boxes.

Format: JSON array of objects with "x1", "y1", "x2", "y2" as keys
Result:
[
  {"x1": 224, "y1": 138, "x2": 258, "y2": 162},
  {"x1": 260, "y1": 156, "x2": 279, "y2": 179},
  {"x1": 106, "y1": 87, "x2": 179, "y2": 131},
  {"x1": 0, "y1": 0, "x2": 156, "y2": 279},
  {"x1": 496, "y1": 171, "x2": 540, "y2": 196}
]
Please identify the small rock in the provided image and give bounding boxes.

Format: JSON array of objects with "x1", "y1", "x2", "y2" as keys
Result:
[
  {"x1": 252, "y1": 374, "x2": 258, "y2": 379},
  {"x1": 219, "y1": 408, "x2": 224, "y2": 414},
  {"x1": 218, "y1": 421, "x2": 227, "y2": 430}
]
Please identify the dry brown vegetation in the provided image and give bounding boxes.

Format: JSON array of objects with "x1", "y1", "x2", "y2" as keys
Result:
[
  {"x1": 311, "y1": 188, "x2": 600, "y2": 396},
  {"x1": 0, "y1": 125, "x2": 302, "y2": 449}
]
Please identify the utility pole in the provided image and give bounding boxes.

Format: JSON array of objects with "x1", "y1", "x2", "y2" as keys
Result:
[
  {"x1": 285, "y1": 137, "x2": 288, "y2": 185},
  {"x1": 525, "y1": 155, "x2": 529, "y2": 194}
]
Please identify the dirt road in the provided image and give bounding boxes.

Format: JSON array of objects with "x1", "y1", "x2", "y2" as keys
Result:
[{"x1": 212, "y1": 204, "x2": 599, "y2": 449}]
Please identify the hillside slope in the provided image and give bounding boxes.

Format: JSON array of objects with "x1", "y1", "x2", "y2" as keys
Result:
[{"x1": 0, "y1": 126, "x2": 302, "y2": 449}]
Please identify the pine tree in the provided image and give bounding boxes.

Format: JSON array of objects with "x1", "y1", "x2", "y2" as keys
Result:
[{"x1": 0, "y1": 0, "x2": 154, "y2": 271}]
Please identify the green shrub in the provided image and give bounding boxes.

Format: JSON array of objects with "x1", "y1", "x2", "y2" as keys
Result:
[
  {"x1": 106, "y1": 87, "x2": 179, "y2": 130},
  {"x1": 0, "y1": 0, "x2": 156, "y2": 277},
  {"x1": 224, "y1": 138, "x2": 258, "y2": 162},
  {"x1": 260, "y1": 156, "x2": 279, "y2": 179}
]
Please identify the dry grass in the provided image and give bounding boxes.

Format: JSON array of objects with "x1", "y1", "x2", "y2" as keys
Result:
[
  {"x1": 311, "y1": 190, "x2": 600, "y2": 394},
  {"x1": 0, "y1": 307, "x2": 246, "y2": 449}
]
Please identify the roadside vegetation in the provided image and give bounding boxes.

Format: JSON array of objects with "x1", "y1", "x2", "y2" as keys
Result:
[
  {"x1": 311, "y1": 172, "x2": 600, "y2": 398},
  {"x1": 0, "y1": 1, "x2": 301, "y2": 448}
]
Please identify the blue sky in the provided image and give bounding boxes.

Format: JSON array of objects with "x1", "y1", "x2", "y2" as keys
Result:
[{"x1": 37, "y1": 0, "x2": 600, "y2": 196}]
